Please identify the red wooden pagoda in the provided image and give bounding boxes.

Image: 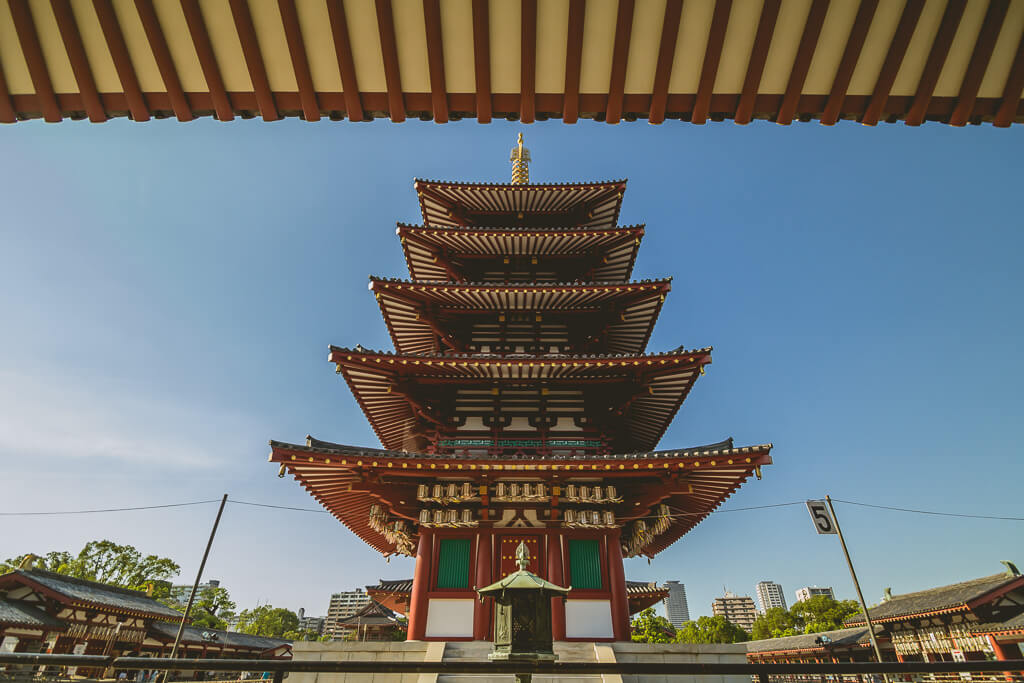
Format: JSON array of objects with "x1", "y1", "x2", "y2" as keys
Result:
[{"x1": 269, "y1": 136, "x2": 772, "y2": 642}]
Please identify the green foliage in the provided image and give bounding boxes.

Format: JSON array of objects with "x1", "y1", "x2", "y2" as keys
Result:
[
  {"x1": 282, "y1": 628, "x2": 321, "y2": 642},
  {"x1": 751, "y1": 607, "x2": 800, "y2": 640},
  {"x1": 236, "y1": 605, "x2": 299, "y2": 638},
  {"x1": 183, "y1": 586, "x2": 237, "y2": 631},
  {"x1": 749, "y1": 596, "x2": 861, "y2": 640},
  {"x1": 630, "y1": 607, "x2": 677, "y2": 643},
  {"x1": 2, "y1": 541, "x2": 180, "y2": 591},
  {"x1": 675, "y1": 615, "x2": 750, "y2": 644}
]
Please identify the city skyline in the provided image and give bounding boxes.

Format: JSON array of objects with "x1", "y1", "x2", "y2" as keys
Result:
[{"x1": 2, "y1": 119, "x2": 1022, "y2": 622}]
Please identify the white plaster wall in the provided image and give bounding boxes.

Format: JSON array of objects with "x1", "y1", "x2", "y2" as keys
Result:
[
  {"x1": 424, "y1": 599, "x2": 474, "y2": 638},
  {"x1": 565, "y1": 599, "x2": 614, "y2": 639}
]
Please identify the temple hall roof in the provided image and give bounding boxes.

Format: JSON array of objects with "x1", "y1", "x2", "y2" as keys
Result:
[
  {"x1": 335, "y1": 599, "x2": 401, "y2": 627},
  {"x1": 0, "y1": 568, "x2": 185, "y2": 620},
  {"x1": 746, "y1": 626, "x2": 878, "y2": 654},
  {"x1": 148, "y1": 620, "x2": 291, "y2": 652},
  {"x1": 846, "y1": 571, "x2": 1024, "y2": 625},
  {"x1": 0, "y1": 597, "x2": 64, "y2": 629}
]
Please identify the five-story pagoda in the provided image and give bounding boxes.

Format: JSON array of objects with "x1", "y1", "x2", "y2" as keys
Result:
[{"x1": 270, "y1": 137, "x2": 772, "y2": 642}]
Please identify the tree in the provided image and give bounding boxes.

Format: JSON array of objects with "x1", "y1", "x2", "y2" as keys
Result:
[
  {"x1": 184, "y1": 586, "x2": 237, "y2": 630},
  {"x1": 282, "y1": 628, "x2": 321, "y2": 642},
  {"x1": 675, "y1": 616, "x2": 749, "y2": 644},
  {"x1": 630, "y1": 607, "x2": 677, "y2": 643},
  {"x1": 236, "y1": 606, "x2": 299, "y2": 638},
  {"x1": 791, "y1": 595, "x2": 860, "y2": 634},
  {"x1": 751, "y1": 607, "x2": 800, "y2": 640},
  {"x1": 3, "y1": 541, "x2": 180, "y2": 591}
]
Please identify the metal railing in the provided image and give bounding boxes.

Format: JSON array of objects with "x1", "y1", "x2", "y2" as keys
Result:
[{"x1": 2, "y1": 653, "x2": 1023, "y2": 682}]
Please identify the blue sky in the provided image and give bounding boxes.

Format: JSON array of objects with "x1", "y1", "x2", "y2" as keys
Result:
[{"x1": 1, "y1": 117, "x2": 1022, "y2": 621}]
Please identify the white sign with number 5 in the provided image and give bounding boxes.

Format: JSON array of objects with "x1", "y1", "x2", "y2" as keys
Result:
[{"x1": 806, "y1": 500, "x2": 837, "y2": 534}]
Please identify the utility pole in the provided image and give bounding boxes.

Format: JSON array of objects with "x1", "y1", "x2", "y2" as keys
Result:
[{"x1": 163, "y1": 494, "x2": 228, "y2": 682}]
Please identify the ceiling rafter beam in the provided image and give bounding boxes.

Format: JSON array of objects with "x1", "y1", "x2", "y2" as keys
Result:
[
  {"x1": 905, "y1": 0, "x2": 967, "y2": 126},
  {"x1": 180, "y1": 0, "x2": 233, "y2": 121},
  {"x1": 993, "y1": 32, "x2": 1024, "y2": 127},
  {"x1": 228, "y1": 0, "x2": 279, "y2": 121},
  {"x1": 92, "y1": 0, "x2": 149, "y2": 122},
  {"x1": 563, "y1": 0, "x2": 585, "y2": 124},
  {"x1": 135, "y1": 0, "x2": 193, "y2": 121},
  {"x1": 279, "y1": 0, "x2": 321, "y2": 121},
  {"x1": 821, "y1": 0, "x2": 879, "y2": 125},
  {"x1": 735, "y1": 0, "x2": 780, "y2": 124},
  {"x1": 0, "y1": 54, "x2": 14, "y2": 122},
  {"x1": 422, "y1": 0, "x2": 448, "y2": 123},
  {"x1": 8, "y1": 0, "x2": 62, "y2": 122},
  {"x1": 606, "y1": 0, "x2": 634, "y2": 124},
  {"x1": 470, "y1": 0, "x2": 491, "y2": 123},
  {"x1": 861, "y1": 0, "x2": 926, "y2": 126},
  {"x1": 776, "y1": 0, "x2": 830, "y2": 125},
  {"x1": 325, "y1": 0, "x2": 364, "y2": 121},
  {"x1": 692, "y1": 0, "x2": 732, "y2": 124},
  {"x1": 50, "y1": 0, "x2": 106, "y2": 122},
  {"x1": 949, "y1": 0, "x2": 1011, "y2": 126},
  {"x1": 649, "y1": 0, "x2": 683, "y2": 126},
  {"x1": 520, "y1": 0, "x2": 537, "y2": 124},
  {"x1": 415, "y1": 307, "x2": 465, "y2": 352},
  {"x1": 375, "y1": 0, "x2": 405, "y2": 123}
]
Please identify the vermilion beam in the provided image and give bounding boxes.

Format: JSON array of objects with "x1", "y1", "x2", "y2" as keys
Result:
[
  {"x1": 180, "y1": 0, "x2": 234, "y2": 121},
  {"x1": 228, "y1": 0, "x2": 279, "y2": 121},
  {"x1": 375, "y1": 0, "x2": 405, "y2": 122},
  {"x1": 0, "y1": 54, "x2": 15, "y2": 122},
  {"x1": 563, "y1": 0, "x2": 585, "y2": 124},
  {"x1": 861, "y1": 0, "x2": 925, "y2": 126},
  {"x1": 992, "y1": 33, "x2": 1024, "y2": 127},
  {"x1": 775, "y1": 0, "x2": 829, "y2": 125},
  {"x1": 606, "y1": 0, "x2": 634, "y2": 124},
  {"x1": 278, "y1": 0, "x2": 321, "y2": 121},
  {"x1": 692, "y1": 0, "x2": 732, "y2": 124},
  {"x1": 325, "y1": 0, "x2": 364, "y2": 121},
  {"x1": 50, "y1": 0, "x2": 106, "y2": 122},
  {"x1": 949, "y1": 0, "x2": 1011, "y2": 126},
  {"x1": 470, "y1": 0, "x2": 491, "y2": 123},
  {"x1": 520, "y1": 0, "x2": 537, "y2": 123},
  {"x1": 135, "y1": 0, "x2": 193, "y2": 121},
  {"x1": 735, "y1": 0, "x2": 780, "y2": 124},
  {"x1": 905, "y1": 0, "x2": 966, "y2": 126},
  {"x1": 422, "y1": 0, "x2": 448, "y2": 123},
  {"x1": 649, "y1": 0, "x2": 683, "y2": 125},
  {"x1": 8, "y1": 0, "x2": 62, "y2": 122},
  {"x1": 821, "y1": 0, "x2": 878, "y2": 125},
  {"x1": 92, "y1": 0, "x2": 150, "y2": 122}
]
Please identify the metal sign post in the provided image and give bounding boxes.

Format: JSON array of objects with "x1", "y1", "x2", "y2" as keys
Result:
[{"x1": 806, "y1": 497, "x2": 886, "y2": 673}]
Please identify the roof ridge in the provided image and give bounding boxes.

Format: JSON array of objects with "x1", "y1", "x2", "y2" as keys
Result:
[
  {"x1": 413, "y1": 178, "x2": 628, "y2": 188},
  {"x1": 368, "y1": 276, "x2": 671, "y2": 286},
  {"x1": 329, "y1": 345, "x2": 712, "y2": 358},
  {"x1": 18, "y1": 568, "x2": 153, "y2": 598}
]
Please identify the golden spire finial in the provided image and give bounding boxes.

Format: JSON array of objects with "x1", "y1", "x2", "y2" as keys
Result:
[{"x1": 510, "y1": 132, "x2": 531, "y2": 185}]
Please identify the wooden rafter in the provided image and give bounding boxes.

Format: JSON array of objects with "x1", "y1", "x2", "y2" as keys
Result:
[
  {"x1": 993, "y1": 32, "x2": 1024, "y2": 127},
  {"x1": 905, "y1": 0, "x2": 967, "y2": 126},
  {"x1": 649, "y1": 0, "x2": 683, "y2": 125},
  {"x1": 861, "y1": 0, "x2": 925, "y2": 126},
  {"x1": 520, "y1": 0, "x2": 537, "y2": 124},
  {"x1": 92, "y1": 0, "x2": 149, "y2": 122},
  {"x1": 949, "y1": 0, "x2": 1011, "y2": 126},
  {"x1": 181, "y1": 0, "x2": 233, "y2": 121},
  {"x1": 50, "y1": 0, "x2": 106, "y2": 122},
  {"x1": 776, "y1": 0, "x2": 829, "y2": 125},
  {"x1": 692, "y1": 0, "x2": 732, "y2": 124},
  {"x1": 821, "y1": 0, "x2": 879, "y2": 125},
  {"x1": 278, "y1": 0, "x2": 320, "y2": 121},
  {"x1": 325, "y1": 0, "x2": 364, "y2": 121},
  {"x1": 422, "y1": 0, "x2": 448, "y2": 123},
  {"x1": 8, "y1": 0, "x2": 61, "y2": 122},
  {"x1": 0, "y1": 52, "x2": 14, "y2": 122},
  {"x1": 563, "y1": 0, "x2": 585, "y2": 124},
  {"x1": 228, "y1": 0, "x2": 279, "y2": 121},
  {"x1": 135, "y1": 0, "x2": 193, "y2": 121},
  {"x1": 471, "y1": 0, "x2": 491, "y2": 123},
  {"x1": 606, "y1": 0, "x2": 634, "y2": 124},
  {"x1": 736, "y1": 0, "x2": 781, "y2": 125},
  {"x1": 375, "y1": 0, "x2": 405, "y2": 123}
]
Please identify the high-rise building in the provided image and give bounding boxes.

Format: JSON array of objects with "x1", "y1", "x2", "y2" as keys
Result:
[
  {"x1": 169, "y1": 579, "x2": 220, "y2": 606},
  {"x1": 712, "y1": 592, "x2": 758, "y2": 633},
  {"x1": 296, "y1": 607, "x2": 326, "y2": 635},
  {"x1": 269, "y1": 138, "x2": 774, "y2": 641},
  {"x1": 755, "y1": 581, "x2": 787, "y2": 612},
  {"x1": 794, "y1": 586, "x2": 835, "y2": 603},
  {"x1": 324, "y1": 590, "x2": 371, "y2": 637},
  {"x1": 664, "y1": 581, "x2": 690, "y2": 627}
]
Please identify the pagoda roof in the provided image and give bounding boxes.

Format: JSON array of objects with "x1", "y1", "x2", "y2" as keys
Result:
[
  {"x1": 397, "y1": 223, "x2": 644, "y2": 283},
  {"x1": 369, "y1": 277, "x2": 670, "y2": 355},
  {"x1": 414, "y1": 179, "x2": 626, "y2": 229},
  {"x1": 268, "y1": 437, "x2": 772, "y2": 557},
  {"x1": 328, "y1": 346, "x2": 711, "y2": 453}
]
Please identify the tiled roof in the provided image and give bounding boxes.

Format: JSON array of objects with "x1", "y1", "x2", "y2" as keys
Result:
[
  {"x1": 0, "y1": 598, "x2": 64, "y2": 628},
  {"x1": 336, "y1": 600, "x2": 400, "y2": 627},
  {"x1": 625, "y1": 581, "x2": 668, "y2": 596},
  {"x1": 746, "y1": 626, "x2": 876, "y2": 654},
  {"x1": 846, "y1": 572, "x2": 1023, "y2": 625},
  {"x1": 148, "y1": 621, "x2": 289, "y2": 651},
  {"x1": 4, "y1": 569, "x2": 184, "y2": 619},
  {"x1": 368, "y1": 579, "x2": 413, "y2": 593},
  {"x1": 970, "y1": 611, "x2": 1024, "y2": 634}
]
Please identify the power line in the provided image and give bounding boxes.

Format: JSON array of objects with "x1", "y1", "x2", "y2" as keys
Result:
[
  {"x1": 228, "y1": 500, "x2": 327, "y2": 513},
  {"x1": 831, "y1": 498, "x2": 1024, "y2": 522},
  {"x1": 0, "y1": 500, "x2": 221, "y2": 516}
]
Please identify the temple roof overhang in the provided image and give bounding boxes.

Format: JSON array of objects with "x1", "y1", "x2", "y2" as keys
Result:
[
  {"x1": 397, "y1": 224, "x2": 645, "y2": 283},
  {"x1": 2, "y1": 0, "x2": 1021, "y2": 127},
  {"x1": 269, "y1": 437, "x2": 773, "y2": 557},
  {"x1": 369, "y1": 277, "x2": 670, "y2": 355},
  {"x1": 414, "y1": 180, "x2": 626, "y2": 229},
  {"x1": 328, "y1": 346, "x2": 711, "y2": 453}
]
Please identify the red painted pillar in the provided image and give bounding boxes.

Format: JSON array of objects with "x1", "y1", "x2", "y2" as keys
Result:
[
  {"x1": 408, "y1": 527, "x2": 433, "y2": 640},
  {"x1": 473, "y1": 529, "x2": 492, "y2": 640},
  {"x1": 988, "y1": 635, "x2": 1020, "y2": 680},
  {"x1": 547, "y1": 532, "x2": 566, "y2": 641},
  {"x1": 606, "y1": 528, "x2": 629, "y2": 641}
]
